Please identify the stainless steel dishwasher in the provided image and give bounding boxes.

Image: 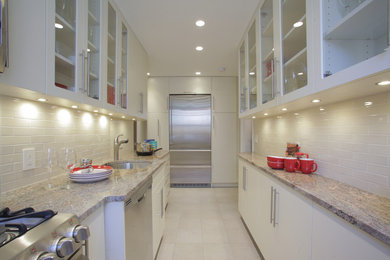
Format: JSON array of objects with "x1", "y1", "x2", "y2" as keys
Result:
[{"x1": 124, "y1": 178, "x2": 153, "y2": 260}]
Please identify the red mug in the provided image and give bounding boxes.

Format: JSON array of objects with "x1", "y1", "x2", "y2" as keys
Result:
[
  {"x1": 284, "y1": 157, "x2": 300, "y2": 172},
  {"x1": 300, "y1": 158, "x2": 318, "y2": 174}
]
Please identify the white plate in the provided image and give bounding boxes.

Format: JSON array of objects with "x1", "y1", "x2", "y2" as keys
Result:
[
  {"x1": 69, "y1": 172, "x2": 111, "y2": 179},
  {"x1": 69, "y1": 169, "x2": 112, "y2": 178},
  {"x1": 69, "y1": 173, "x2": 112, "y2": 183}
]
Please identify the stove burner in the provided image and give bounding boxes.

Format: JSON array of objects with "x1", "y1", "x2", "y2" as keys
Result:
[{"x1": 0, "y1": 208, "x2": 57, "y2": 248}]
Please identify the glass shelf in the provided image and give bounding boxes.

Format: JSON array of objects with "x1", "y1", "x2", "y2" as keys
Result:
[
  {"x1": 87, "y1": 0, "x2": 101, "y2": 100},
  {"x1": 248, "y1": 21, "x2": 257, "y2": 110}
]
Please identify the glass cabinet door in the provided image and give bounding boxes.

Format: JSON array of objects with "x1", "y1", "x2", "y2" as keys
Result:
[
  {"x1": 55, "y1": 0, "x2": 77, "y2": 92},
  {"x1": 322, "y1": 0, "x2": 389, "y2": 77},
  {"x1": 260, "y1": 0, "x2": 274, "y2": 104},
  {"x1": 120, "y1": 22, "x2": 128, "y2": 109},
  {"x1": 87, "y1": 0, "x2": 101, "y2": 100},
  {"x1": 248, "y1": 21, "x2": 257, "y2": 109},
  {"x1": 281, "y1": 0, "x2": 307, "y2": 95},
  {"x1": 239, "y1": 42, "x2": 247, "y2": 113},
  {"x1": 107, "y1": 2, "x2": 116, "y2": 105}
]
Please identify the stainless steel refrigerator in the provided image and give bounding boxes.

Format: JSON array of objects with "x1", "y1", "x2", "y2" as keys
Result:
[{"x1": 169, "y1": 94, "x2": 211, "y2": 186}]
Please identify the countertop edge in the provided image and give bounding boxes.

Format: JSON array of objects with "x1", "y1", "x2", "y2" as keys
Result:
[{"x1": 238, "y1": 153, "x2": 390, "y2": 247}]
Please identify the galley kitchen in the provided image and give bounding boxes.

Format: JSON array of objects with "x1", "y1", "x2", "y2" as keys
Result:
[{"x1": 1, "y1": 0, "x2": 390, "y2": 259}]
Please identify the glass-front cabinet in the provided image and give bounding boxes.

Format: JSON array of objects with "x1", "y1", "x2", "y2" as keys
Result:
[
  {"x1": 239, "y1": 41, "x2": 247, "y2": 113},
  {"x1": 322, "y1": 0, "x2": 389, "y2": 77},
  {"x1": 281, "y1": 0, "x2": 307, "y2": 95},
  {"x1": 54, "y1": 0, "x2": 78, "y2": 94},
  {"x1": 260, "y1": 0, "x2": 275, "y2": 104},
  {"x1": 120, "y1": 23, "x2": 128, "y2": 109},
  {"x1": 107, "y1": 2, "x2": 117, "y2": 106},
  {"x1": 52, "y1": 0, "x2": 102, "y2": 102},
  {"x1": 248, "y1": 21, "x2": 257, "y2": 110}
]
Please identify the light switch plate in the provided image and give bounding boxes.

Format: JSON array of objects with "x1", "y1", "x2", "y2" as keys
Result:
[{"x1": 22, "y1": 148, "x2": 35, "y2": 171}]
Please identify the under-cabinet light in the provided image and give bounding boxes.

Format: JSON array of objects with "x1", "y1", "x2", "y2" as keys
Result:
[
  {"x1": 93, "y1": 110, "x2": 99, "y2": 113},
  {"x1": 249, "y1": 72, "x2": 255, "y2": 75},
  {"x1": 108, "y1": 113, "x2": 113, "y2": 116},
  {"x1": 146, "y1": 72, "x2": 150, "y2": 76},
  {"x1": 121, "y1": 116, "x2": 125, "y2": 119},
  {"x1": 312, "y1": 99, "x2": 321, "y2": 103},
  {"x1": 252, "y1": 116, "x2": 256, "y2": 119},
  {"x1": 297, "y1": 72, "x2": 304, "y2": 76},
  {"x1": 195, "y1": 20, "x2": 205, "y2": 27},
  {"x1": 195, "y1": 72, "x2": 201, "y2": 75},
  {"x1": 55, "y1": 23, "x2": 63, "y2": 29},
  {"x1": 71, "y1": 105, "x2": 78, "y2": 109},
  {"x1": 320, "y1": 107, "x2": 325, "y2": 111},
  {"x1": 293, "y1": 21, "x2": 303, "y2": 28},
  {"x1": 376, "y1": 80, "x2": 390, "y2": 86},
  {"x1": 294, "y1": 113, "x2": 299, "y2": 115},
  {"x1": 364, "y1": 101, "x2": 373, "y2": 106},
  {"x1": 37, "y1": 98, "x2": 47, "y2": 102},
  {"x1": 132, "y1": 118, "x2": 136, "y2": 121},
  {"x1": 282, "y1": 108, "x2": 287, "y2": 111},
  {"x1": 264, "y1": 113, "x2": 268, "y2": 116}
]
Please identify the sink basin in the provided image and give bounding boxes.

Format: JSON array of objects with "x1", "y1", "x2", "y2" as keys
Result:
[{"x1": 104, "y1": 161, "x2": 152, "y2": 169}]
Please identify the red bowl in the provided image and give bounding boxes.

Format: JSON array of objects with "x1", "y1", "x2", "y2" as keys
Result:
[
  {"x1": 267, "y1": 161, "x2": 284, "y2": 169},
  {"x1": 267, "y1": 156, "x2": 285, "y2": 163}
]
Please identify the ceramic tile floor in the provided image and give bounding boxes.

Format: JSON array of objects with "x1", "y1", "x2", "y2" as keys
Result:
[{"x1": 156, "y1": 188, "x2": 261, "y2": 260}]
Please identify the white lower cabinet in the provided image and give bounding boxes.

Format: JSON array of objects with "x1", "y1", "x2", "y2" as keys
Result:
[
  {"x1": 312, "y1": 204, "x2": 390, "y2": 260},
  {"x1": 242, "y1": 160, "x2": 312, "y2": 260},
  {"x1": 81, "y1": 205, "x2": 106, "y2": 260},
  {"x1": 152, "y1": 165, "x2": 166, "y2": 258},
  {"x1": 237, "y1": 158, "x2": 390, "y2": 260}
]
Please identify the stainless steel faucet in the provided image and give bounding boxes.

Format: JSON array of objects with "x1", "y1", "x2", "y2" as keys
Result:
[{"x1": 114, "y1": 134, "x2": 129, "y2": 160}]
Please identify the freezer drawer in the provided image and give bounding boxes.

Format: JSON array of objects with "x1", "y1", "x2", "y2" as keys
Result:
[
  {"x1": 170, "y1": 150, "x2": 211, "y2": 165},
  {"x1": 170, "y1": 166, "x2": 211, "y2": 184}
]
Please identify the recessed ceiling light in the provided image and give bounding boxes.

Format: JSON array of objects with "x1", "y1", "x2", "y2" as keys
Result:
[
  {"x1": 146, "y1": 72, "x2": 150, "y2": 76},
  {"x1": 312, "y1": 99, "x2": 321, "y2": 103},
  {"x1": 376, "y1": 80, "x2": 390, "y2": 86},
  {"x1": 293, "y1": 21, "x2": 303, "y2": 28},
  {"x1": 71, "y1": 105, "x2": 78, "y2": 109},
  {"x1": 55, "y1": 23, "x2": 63, "y2": 29},
  {"x1": 364, "y1": 101, "x2": 373, "y2": 106},
  {"x1": 320, "y1": 107, "x2": 325, "y2": 111},
  {"x1": 195, "y1": 46, "x2": 204, "y2": 51},
  {"x1": 252, "y1": 116, "x2": 256, "y2": 119},
  {"x1": 249, "y1": 72, "x2": 255, "y2": 75},
  {"x1": 282, "y1": 108, "x2": 287, "y2": 111},
  {"x1": 297, "y1": 72, "x2": 304, "y2": 76},
  {"x1": 264, "y1": 113, "x2": 268, "y2": 116},
  {"x1": 108, "y1": 113, "x2": 113, "y2": 116},
  {"x1": 93, "y1": 110, "x2": 98, "y2": 113},
  {"x1": 121, "y1": 116, "x2": 125, "y2": 119},
  {"x1": 37, "y1": 98, "x2": 47, "y2": 102},
  {"x1": 195, "y1": 72, "x2": 201, "y2": 75},
  {"x1": 195, "y1": 20, "x2": 205, "y2": 27}
]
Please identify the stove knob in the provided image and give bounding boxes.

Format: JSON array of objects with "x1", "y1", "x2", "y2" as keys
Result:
[
  {"x1": 55, "y1": 237, "x2": 74, "y2": 258},
  {"x1": 73, "y1": 225, "x2": 90, "y2": 243},
  {"x1": 33, "y1": 252, "x2": 58, "y2": 260}
]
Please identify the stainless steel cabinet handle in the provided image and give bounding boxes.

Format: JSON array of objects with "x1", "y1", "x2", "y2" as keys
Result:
[
  {"x1": 117, "y1": 78, "x2": 121, "y2": 106},
  {"x1": 79, "y1": 51, "x2": 86, "y2": 93},
  {"x1": 213, "y1": 116, "x2": 215, "y2": 130},
  {"x1": 270, "y1": 186, "x2": 274, "y2": 224},
  {"x1": 86, "y1": 50, "x2": 90, "y2": 96},
  {"x1": 213, "y1": 96, "x2": 215, "y2": 111},
  {"x1": 160, "y1": 188, "x2": 164, "y2": 218},
  {"x1": 157, "y1": 119, "x2": 160, "y2": 138},
  {"x1": 243, "y1": 167, "x2": 247, "y2": 191},
  {"x1": 273, "y1": 188, "x2": 277, "y2": 227},
  {"x1": 271, "y1": 58, "x2": 274, "y2": 99}
]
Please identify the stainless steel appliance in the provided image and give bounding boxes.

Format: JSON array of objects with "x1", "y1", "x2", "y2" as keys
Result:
[
  {"x1": 124, "y1": 178, "x2": 153, "y2": 260},
  {"x1": 0, "y1": 207, "x2": 89, "y2": 260},
  {"x1": 0, "y1": 0, "x2": 8, "y2": 73},
  {"x1": 169, "y1": 94, "x2": 212, "y2": 186}
]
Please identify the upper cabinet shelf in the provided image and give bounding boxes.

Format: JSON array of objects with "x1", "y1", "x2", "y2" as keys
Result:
[{"x1": 325, "y1": 0, "x2": 388, "y2": 40}]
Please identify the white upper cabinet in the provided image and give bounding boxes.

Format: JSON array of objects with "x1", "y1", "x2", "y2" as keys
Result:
[
  {"x1": 321, "y1": 0, "x2": 389, "y2": 78},
  {"x1": 148, "y1": 77, "x2": 169, "y2": 113},
  {"x1": 0, "y1": 0, "x2": 46, "y2": 94},
  {"x1": 211, "y1": 77, "x2": 237, "y2": 113},
  {"x1": 47, "y1": 0, "x2": 104, "y2": 105},
  {"x1": 248, "y1": 21, "x2": 259, "y2": 110},
  {"x1": 169, "y1": 77, "x2": 211, "y2": 94},
  {"x1": 239, "y1": 41, "x2": 248, "y2": 113}
]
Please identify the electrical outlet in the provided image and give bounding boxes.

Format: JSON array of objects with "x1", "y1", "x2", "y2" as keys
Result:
[{"x1": 22, "y1": 148, "x2": 35, "y2": 171}]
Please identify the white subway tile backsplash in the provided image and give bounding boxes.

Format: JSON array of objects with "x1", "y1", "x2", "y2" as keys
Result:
[
  {"x1": 0, "y1": 95, "x2": 136, "y2": 194},
  {"x1": 254, "y1": 91, "x2": 390, "y2": 199}
]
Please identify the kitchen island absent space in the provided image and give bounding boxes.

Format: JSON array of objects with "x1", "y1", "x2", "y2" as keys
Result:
[{"x1": 239, "y1": 152, "x2": 390, "y2": 259}]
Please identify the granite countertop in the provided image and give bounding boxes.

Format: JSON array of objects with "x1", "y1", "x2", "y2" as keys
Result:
[
  {"x1": 0, "y1": 150, "x2": 170, "y2": 222},
  {"x1": 239, "y1": 152, "x2": 390, "y2": 247}
]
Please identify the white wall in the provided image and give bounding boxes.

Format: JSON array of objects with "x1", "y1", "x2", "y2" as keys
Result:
[
  {"x1": 253, "y1": 91, "x2": 390, "y2": 198},
  {"x1": 0, "y1": 95, "x2": 138, "y2": 193}
]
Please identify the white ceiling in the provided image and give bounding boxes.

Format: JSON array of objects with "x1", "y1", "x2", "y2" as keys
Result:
[{"x1": 113, "y1": 0, "x2": 260, "y2": 77}]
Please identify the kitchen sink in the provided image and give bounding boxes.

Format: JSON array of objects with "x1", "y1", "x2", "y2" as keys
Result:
[{"x1": 104, "y1": 160, "x2": 152, "y2": 169}]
